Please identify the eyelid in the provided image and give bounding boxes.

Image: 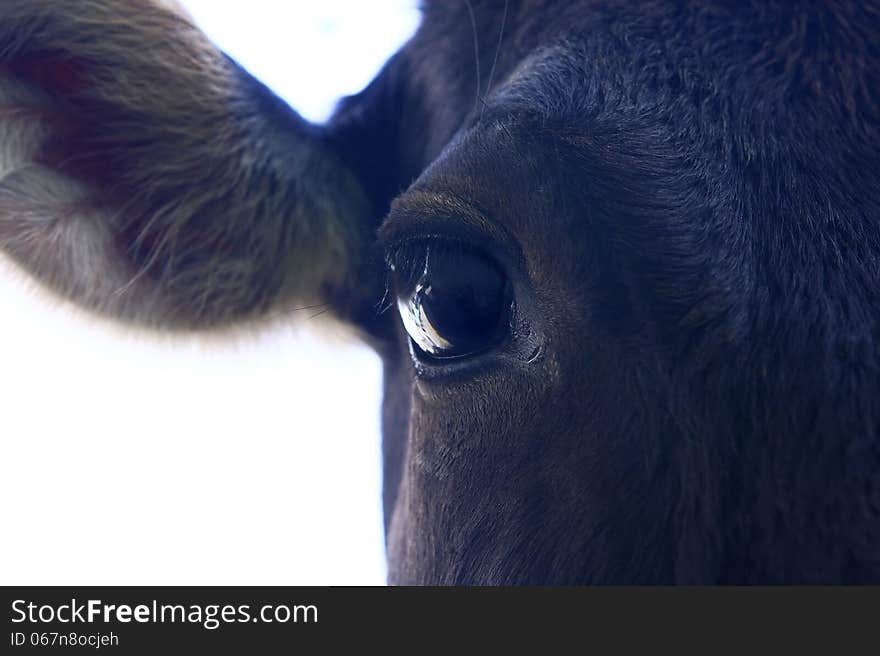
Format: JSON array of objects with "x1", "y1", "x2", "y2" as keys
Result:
[{"x1": 379, "y1": 190, "x2": 528, "y2": 283}]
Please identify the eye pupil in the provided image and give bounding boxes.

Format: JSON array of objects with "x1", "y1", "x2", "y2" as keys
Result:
[{"x1": 394, "y1": 242, "x2": 511, "y2": 360}]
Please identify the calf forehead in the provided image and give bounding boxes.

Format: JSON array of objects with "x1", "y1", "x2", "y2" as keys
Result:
[
  {"x1": 406, "y1": 1, "x2": 880, "y2": 308},
  {"x1": 413, "y1": 1, "x2": 880, "y2": 178},
  {"x1": 405, "y1": 0, "x2": 880, "y2": 378}
]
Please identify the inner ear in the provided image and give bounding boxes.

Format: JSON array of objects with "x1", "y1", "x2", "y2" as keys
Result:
[{"x1": 7, "y1": 53, "x2": 86, "y2": 95}]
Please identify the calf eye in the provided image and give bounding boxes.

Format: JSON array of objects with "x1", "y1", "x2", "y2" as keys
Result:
[{"x1": 390, "y1": 241, "x2": 512, "y2": 360}]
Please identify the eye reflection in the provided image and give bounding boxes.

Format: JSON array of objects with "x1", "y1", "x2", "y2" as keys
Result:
[
  {"x1": 393, "y1": 241, "x2": 511, "y2": 360},
  {"x1": 397, "y1": 283, "x2": 455, "y2": 355}
]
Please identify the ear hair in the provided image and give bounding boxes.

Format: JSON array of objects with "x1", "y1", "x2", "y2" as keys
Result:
[{"x1": 0, "y1": 0, "x2": 372, "y2": 329}]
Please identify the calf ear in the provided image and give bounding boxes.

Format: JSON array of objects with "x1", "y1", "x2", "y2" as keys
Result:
[{"x1": 0, "y1": 0, "x2": 374, "y2": 329}]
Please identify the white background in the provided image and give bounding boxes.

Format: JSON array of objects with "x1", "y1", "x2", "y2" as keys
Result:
[{"x1": 0, "y1": 1, "x2": 420, "y2": 585}]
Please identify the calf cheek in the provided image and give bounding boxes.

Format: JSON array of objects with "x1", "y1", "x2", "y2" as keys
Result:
[{"x1": 387, "y1": 365, "x2": 602, "y2": 584}]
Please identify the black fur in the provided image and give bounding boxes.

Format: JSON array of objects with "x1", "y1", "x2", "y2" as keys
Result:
[{"x1": 355, "y1": 0, "x2": 880, "y2": 584}]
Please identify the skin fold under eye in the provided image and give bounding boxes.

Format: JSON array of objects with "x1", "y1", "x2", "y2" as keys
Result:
[{"x1": 388, "y1": 240, "x2": 512, "y2": 361}]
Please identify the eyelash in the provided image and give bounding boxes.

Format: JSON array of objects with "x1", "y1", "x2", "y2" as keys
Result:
[
  {"x1": 385, "y1": 238, "x2": 476, "y2": 290},
  {"x1": 384, "y1": 240, "x2": 426, "y2": 290}
]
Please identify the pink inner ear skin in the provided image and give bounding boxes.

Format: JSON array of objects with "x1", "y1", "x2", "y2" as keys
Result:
[{"x1": 6, "y1": 53, "x2": 87, "y2": 96}]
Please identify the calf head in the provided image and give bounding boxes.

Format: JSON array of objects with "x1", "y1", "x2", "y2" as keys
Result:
[{"x1": 1, "y1": 0, "x2": 878, "y2": 584}]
